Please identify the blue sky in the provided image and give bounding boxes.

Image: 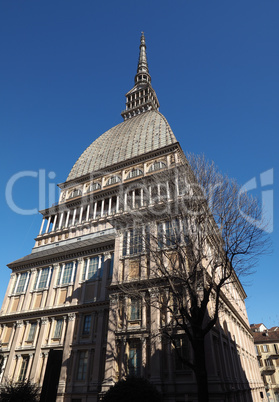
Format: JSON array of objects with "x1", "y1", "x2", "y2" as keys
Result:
[{"x1": 1, "y1": 0, "x2": 278, "y2": 327}]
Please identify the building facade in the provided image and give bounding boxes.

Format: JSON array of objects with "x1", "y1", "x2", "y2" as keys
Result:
[
  {"x1": 252, "y1": 324, "x2": 279, "y2": 402},
  {"x1": 0, "y1": 33, "x2": 265, "y2": 402}
]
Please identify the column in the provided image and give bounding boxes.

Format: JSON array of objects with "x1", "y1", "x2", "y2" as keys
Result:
[
  {"x1": 120, "y1": 337, "x2": 127, "y2": 378},
  {"x1": 116, "y1": 196, "x2": 119, "y2": 213},
  {"x1": 47, "y1": 318, "x2": 55, "y2": 344},
  {"x1": 175, "y1": 175, "x2": 179, "y2": 195},
  {"x1": 149, "y1": 289, "x2": 162, "y2": 383},
  {"x1": 45, "y1": 216, "x2": 51, "y2": 233},
  {"x1": 101, "y1": 199, "x2": 104, "y2": 217},
  {"x1": 93, "y1": 202, "x2": 97, "y2": 219},
  {"x1": 149, "y1": 185, "x2": 152, "y2": 204},
  {"x1": 45, "y1": 263, "x2": 59, "y2": 307},
  {"x1": 32, "y1": 319, "x2": 41, "y2": 347},
  {"x1": 65, "y1": 210, "x2": 70, "y2": 227},
  {"x1": 157, "y1": 184, "x2": 161, "y2": 201},
  {"x1": 21, "y1": 321, "x2": 29, "y2": 346},
  {"x1": 13, "y1": 275, "x2": 20, "y2": 295},
  {"x1": 100, "y1": 252, "x2": 111, "y2": 301},
  {"x1": 101, "y1": 297, "x2": 117, "y2": 392},
  {"x1": 12, "y1": 355, "x2": 20, "y2": 382},
  {"x1": 79, "y1": 206, "x2": 83, "y2": 223},
  {"x1": 39, "y1": 352, "x2": 48, "y2": 386},
  {"x1": 141, "y1": 337, "x2": 147, "y2": 377},
  {"x1": 2, "y1": 273, "x2": 17, "y2": 314},
  {"x1": 72, "y1": 258, "x2": 82, "y2": 305},
  {"x1": 4, "y1": 322, "x2": 22, "y2": 377},
  {"x1": 166, "y1": 181, "x2": 170, "y2": 200},
  {"x1": 71, "y1": 209, "x2": 77, "y2": 226},
  {"x1": 52, "y1": 214, "x2": 58, "y2": 231},
  {"x1": 58, "y1": 212, "x2": 64, "y2": 229},
  {"x1": 91, "y1": 310, "x2": 105, "y2": 386},
  {"x1": 86, "y1": 204, "x2": 90, "y2": 221},
  {"x1": 70, "y1": 260, "x2": 76, "y2": 284},
  {"x1": 46, "y1": 266, "x2": 52, "y2": 288},
  {"x1": 132, "y1": 190, "x2": 135, "y2": 209},
  {"x1": 59, "y1": 313, "x2": 76, "y2": 394},
  {"x1": 30, "y1": 317, "x2": 49, "y2": 381},
  {"x1": 108, "y1": 197, "x2": 112, "y2": 215},
  {"x1": 81, "y1": 259, "x2": 89, "y2": 303},
  {"x1": 141, "y1": 294, "x2": 146, "y2": 329},
  {"x1": 60, "y1": 316, "x2": 68, "y2": 344},
  {"x1": 140, "y1": 188, "x2": 144, "y2": 207},
  {"x1": 39, "y1": 218, "x2": 45, "y2": 235},
  {"x1": 25, "y1": 353, "x2": 34, "y2": 380},
  {"x1": 59, "y1": 264, "x2": 66, "y2": 285},
  {"x1": 124, "y1": 192, "x2": 128, "y2": 211}
]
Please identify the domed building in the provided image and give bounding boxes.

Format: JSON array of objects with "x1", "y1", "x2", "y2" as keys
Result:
[{"x1": 0, "y1": 34, "x2": 265, "y2": 401}]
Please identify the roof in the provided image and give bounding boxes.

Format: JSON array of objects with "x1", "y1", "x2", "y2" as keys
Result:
[
  {"x1": 8, "y1": 230, "x2": 116, "y2": 269},
  {"x1": 252, "y1": 330, "x2": 279, "y2": 343},
  {"x1": 66, "y1": 110, "x2": 177, "y2": 182}
]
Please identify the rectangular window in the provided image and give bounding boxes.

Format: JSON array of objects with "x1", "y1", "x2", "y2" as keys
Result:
[
  {"x1": 130, "y1": 298, "x2": 141, "y2": 321},
  {"x1": 62, "y1": 263, "x2": 73, "y2": 284},
  {"x1": 174, "y1": 337, "x2": 189, "y2": 370},
  {"x1": 87, "y1": 257, "x2": 98, "y2": 280},
  {"x1": 27, "y1": 322, "x2": 37, "y2": 342},
  {"x1": 14, "y1": 272, "x2": 29, "y2": 294},
  {"x1": 157, "y1": 219, "x2": 181, "y2": 248},
  {"x1": 76, "y1": 351, "x2": 88, "y2": 381},
  {"x1": 36, "y1": 267, "x2": 50, "y2": 289},
  {"x1": 57, "y1": 263, "x2": 75, "y2": 285},
  {"x1": 123, "y1": 228, "x2": 143, "y2": 256},
  {"x1": 129, "y1": 228, "x2": 142, "y2": 255},
  {"x1": 18, "y1": 356, "x2": 29, "y2": 381},
  {"x1": 82, "y1": 315, "x2": 91, "y2": 335},
  {"x1": 53, "y1": 319, "x2": 63, "y2": 338},
  {"x1": 262, "y1": 345, "x2": 269, "y2": 352},
  {"x1": 82, "y1": 257, "x2": 103, "y2": 281},
  {"x1": 128, "y1": 341, "x2": 142, "y2": 376}
]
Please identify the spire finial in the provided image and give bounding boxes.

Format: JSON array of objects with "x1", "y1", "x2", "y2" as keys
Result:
[
  {"x1": 121, "y1": 33, "x2": 160, "y2": 120},
  {"x1": 136, "y1": 31, "x2": 149, "y2": 80}
]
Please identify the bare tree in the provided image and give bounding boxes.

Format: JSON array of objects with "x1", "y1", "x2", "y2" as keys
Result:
[{"x1": 110, "y1": 154, "x2": 270, "y2": 402}]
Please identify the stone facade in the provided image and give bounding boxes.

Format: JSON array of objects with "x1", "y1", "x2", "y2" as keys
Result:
[
  {"x1": 0, "y1": 33, "x2": 266, "y2": 402},
  {"x1": 252, "y1": 325, "x2": 279, "y2": 402}
]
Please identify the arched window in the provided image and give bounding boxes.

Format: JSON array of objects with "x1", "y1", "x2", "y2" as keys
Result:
[
  {"x1": 127, "y1": 168, "x2": 143, "y2": 180},
  {"x1": 87, "y1": 182, "x2": 101, "y2": 192},
  {"x1": 69, "y1": 189, "x2": 82, "y2": 198},
  {"x1": 148, "y1": 161, "x2": 166, "y2": 173},
  {"x1": 106, "y1": 176, "x2": 121, "y2": 186}
]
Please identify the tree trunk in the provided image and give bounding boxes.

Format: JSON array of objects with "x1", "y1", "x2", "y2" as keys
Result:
[{"x1": 193, "y1": 337, "x2": 209, "y2": 402}]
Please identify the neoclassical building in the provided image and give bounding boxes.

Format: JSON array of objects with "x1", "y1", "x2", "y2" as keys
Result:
[{"x1": 0, "y1": 34, "x2": 265, "y2": 402}]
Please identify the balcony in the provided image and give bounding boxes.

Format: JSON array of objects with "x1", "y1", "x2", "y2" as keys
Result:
[{"x1": 261, "y1": 365, "x2": 276, "y2": 372}]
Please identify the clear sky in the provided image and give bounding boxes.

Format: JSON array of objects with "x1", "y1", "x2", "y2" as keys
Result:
[{"x1": 1, "y1": 0, "x2": 278, "y2": 327}]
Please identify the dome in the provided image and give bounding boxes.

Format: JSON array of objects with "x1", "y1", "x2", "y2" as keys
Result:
[{"x1": 66, "y1": 110, "x2": 178, "y2": 182}]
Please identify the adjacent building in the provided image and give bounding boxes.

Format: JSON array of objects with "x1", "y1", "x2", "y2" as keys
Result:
[
  {"x1": 0, "y1": 33, "x2": 265, "y2": 402},
  {"x1": 252, "y1": 324, "x2": 279, "y2": 402}
]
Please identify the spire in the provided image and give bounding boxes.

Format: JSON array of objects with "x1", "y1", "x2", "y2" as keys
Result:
[
  {"x1": 121, "y1": 33, "x2": 160, "y2": 121},
  {"x1": 136, "y1": 32, "x2": 149, "y2": 80}
]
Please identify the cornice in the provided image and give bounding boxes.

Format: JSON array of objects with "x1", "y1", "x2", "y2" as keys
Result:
[
  {"x1": 0, "y1": 300, "x2": 110, "y2": 323},
  {"x1": 8, "y1": 243, "x2": 114, "y2": 271}
]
